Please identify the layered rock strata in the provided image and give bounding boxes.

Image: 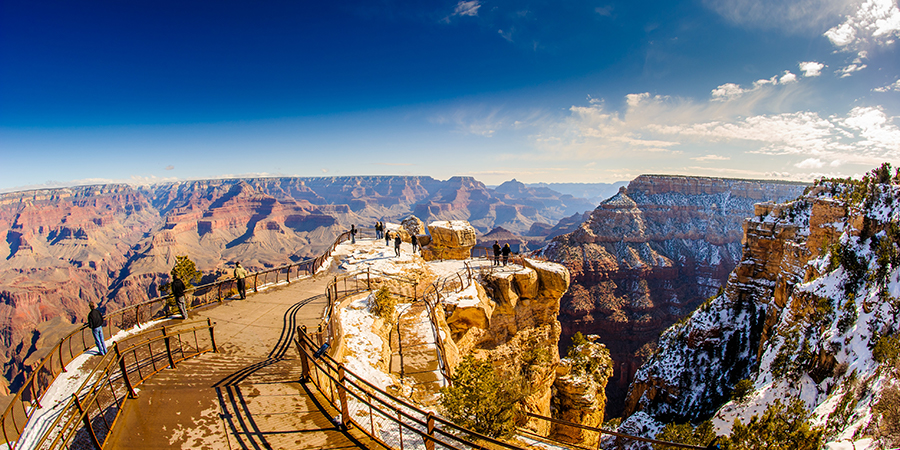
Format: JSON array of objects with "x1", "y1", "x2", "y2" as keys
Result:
[
  {"x1": 0, "y1": 176, "x2": 599, "y2": 400},
  {"x1": 623, "y1": 174, "x2": 900, "y2": 446},
  {"x1": 539, "y1": 175, "x2": 806, "y2": 417}
]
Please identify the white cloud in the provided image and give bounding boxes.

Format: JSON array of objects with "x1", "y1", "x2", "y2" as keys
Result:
[
  {"x1": 452, "y1": 1, "x2": 481, "y2": 17},
  {"x1": 779, "y1": 71, "x2": 799, "y2": 83},
  {"x1": 873, "y1": 79, "x2": 900, "y2": 92},
  {"x1": 796, "y1": 158, "x2": 826, "y2": 168},
  {"x1": 825, "y1": 0, "x2": 900, "y2": 51},
  {"x1": 712, "y1": 83, "x2": 745, "y2": 101},
  {"x1": 838, "y1": 63, "x2": 868, "y2": 77},
  {"x1": 498, "y1": 29, "x2": 514, "y2": 42},
  {"x1": 799, "y1": 61, "x2": 825, "y2": 77},
  {"x1": 692, "y1": 154, "x2": 732, "y2": 161},
  {"x1": 526, "y1": 80, "x2": 900, "y2": 177}
]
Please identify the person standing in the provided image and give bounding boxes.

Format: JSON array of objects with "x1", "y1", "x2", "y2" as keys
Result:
[
  {"x1": 234, "y1": 262, "x2": 248, "y2": 300},
  {"x1": 394, "y1": 234, "x2": 402, "y2": 257},
  {"x1": 376, "y1": 221, "x2": 383, "y2": 239},
  {"x1": 385, "y1": 229, "x2": 391, "y2": 246},
  {"x1": 501, "y1": 243, "x2": 511, "y2": 266},
  {"x1": 350, "y1": 224, "x2": 357, "y2": 244},
  {"x1": 87, "y1": 302, "x2": 107, "y2": 355},
  {"x1": 172, "y1": 274, "x2": 188, "y2": 319},
  {"x1": 411, "y1": 234, "x2": 418, "y2": 254},
  {"x1": 492, "y1": 241, "x2": 501, "y2": 266}
]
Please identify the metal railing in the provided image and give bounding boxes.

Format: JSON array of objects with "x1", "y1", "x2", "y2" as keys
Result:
[
  {"x1": 0, "y1": 229, "x2": 353, "y2": 449},
  {"x1": 17, "y1": 319, "x2": 217, "y2": 450},
  {"x1": 296, "y1": 326, "x2": 529, "y2": 450}
]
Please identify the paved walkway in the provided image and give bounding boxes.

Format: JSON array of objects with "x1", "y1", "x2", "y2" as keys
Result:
[{"x1": 105, "y1": 272, "x2": 385, "y2": 450}]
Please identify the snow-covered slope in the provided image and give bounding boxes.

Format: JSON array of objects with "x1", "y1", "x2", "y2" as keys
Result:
[{"x1": 622, "y1": 168, "x2": 900, "y2": 449}]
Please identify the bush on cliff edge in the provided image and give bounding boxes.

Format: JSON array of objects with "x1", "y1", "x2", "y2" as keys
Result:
[{"x1": 440, "y1": 355, "x2": 524, "y2": 439}]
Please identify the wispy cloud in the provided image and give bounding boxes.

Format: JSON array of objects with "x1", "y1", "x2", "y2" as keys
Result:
[
  {"x1": 522, "y1": 68, "x2": 900, "y2": 177},
  {"x1": 443, "y1": 0, "x2": 481, "y2": 22},
  {"x1": 873, "y1": 79, "x2": 900, "y2": 92},
  {"x1": 595, "y1": 5, "x2": 614, "y2": 17},
  {"x1": 701, "y1": 0, "x2": 852, "y2": 34}
]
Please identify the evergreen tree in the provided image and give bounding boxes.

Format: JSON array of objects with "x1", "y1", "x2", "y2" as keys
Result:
[{"x1": 439, "y1": 355, "x2": 524, "y2": 439}]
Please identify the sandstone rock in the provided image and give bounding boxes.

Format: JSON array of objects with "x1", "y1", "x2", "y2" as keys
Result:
[
  {"x1": 539, "y1": 175, "x2": 806, "y2": 417},
  {"x1": 400, "y1": 216, "x2": 426, "y2": 242},
  {"x1": 421, "y1": 220, "x2": 477, "y2": 261},
  {"x1": 551, "y1": 335, "x2": 614, "y2": 445}
]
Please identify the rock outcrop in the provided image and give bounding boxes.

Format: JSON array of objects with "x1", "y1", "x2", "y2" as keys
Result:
[
  {"x1": 538, "y1": 175, "x2": 807, "y2": 417},
  {"x1": 421, "y1": 221, "x2": 477, "y2": 261},
  {"x1": 551, "y1": 335, "x2": 614, "y2": 445}
]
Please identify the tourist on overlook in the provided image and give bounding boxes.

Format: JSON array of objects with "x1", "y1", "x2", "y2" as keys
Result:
[
  {"x1": 87, "y1": 302, "x2": 107, "y2": 356},
  {"x1": 394, "y1": 233, "x2": 401, "y2": 257},
  {"x1": 234, "y1": 262, "x2": 248, "y2": 300},
  {"x1": 385, "y1": 228, "x2": 391, "y2": 246},
  {"x1": 350, "y1": 224, "x2": 357, "y2": 244},
  {"x1": 502, "y1": 243, "x2": 511, "y2": 266},
  {"x1": 375, "y1": 221, "x2": 383, "y2": 239},
  {"x1": 411, "y1": 234, "x2": 418, "y2": 254},
  {"x1": 172, "y1": 274, "x2": 188, "y2": 319},
  {"x1": 492, "y1": 241, "x2": 501, "y2": 266}
]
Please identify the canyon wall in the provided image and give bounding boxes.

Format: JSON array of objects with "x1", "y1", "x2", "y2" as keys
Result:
[
  {"x1": 538, "y1": 175, "x2": 807, "y2": 417},
  {"x1": 621, "y1": 172, "x2": 900, "y2": 447},
  {"x1": 0, "y1": 176, "x2": 596, "y2": 400}
]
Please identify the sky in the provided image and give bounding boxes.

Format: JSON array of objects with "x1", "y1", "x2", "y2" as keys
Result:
[{"x1": 1, "y1": 0, "x2": 899, "y2": 192}]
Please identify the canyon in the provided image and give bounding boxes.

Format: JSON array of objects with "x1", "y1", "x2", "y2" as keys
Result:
[
  {"x1": 0, "y1": 176, "x2": 596, "y2": 401},
  {"x1": 619, "y1": 169, "x2": 900, "y2": 448},
  {"x1": 538, "y1": 175, "x2": 807, "y2": 417}
]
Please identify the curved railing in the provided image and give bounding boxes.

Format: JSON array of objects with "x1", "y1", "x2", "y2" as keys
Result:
[
  {"x1": 0, "y1": 229, "x2": 353, "y2": 449},
  {"x1": 34, "y1": 320, "x2": 218, "y2": 450}
]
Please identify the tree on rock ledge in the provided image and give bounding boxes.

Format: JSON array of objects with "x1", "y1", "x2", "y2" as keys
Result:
[
  {"x1": 440, "y1": 355, "x2": 524, "y2": 439},
  {"x1": 159, "y1": 255, "x2": 203, "y2": 295}
]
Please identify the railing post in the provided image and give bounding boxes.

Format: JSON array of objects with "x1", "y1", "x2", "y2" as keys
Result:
[
  {"x1": 398, "y1": 321, "x2": 404, "y2": 378},
  {"x1": 29, "y1": 379, "x2": 41, "y2": 409},
  {"x1": 426, "y1": 412, "x2": 436, "y2": 450},
  {"x1": 163, "y1": 328, "x2": 177, "y2": 369},
  {"x1": 367, "y1": 268, "x2": 370, "y2": 290},
  {"x1": 59, "y1": 342, "x2": 67, "y2": 372},
  {"x1": 73, "y1": 394, "x2": 102, "y2": 450},
  {"x1": 254, "y1": 273, "x2": 259, "y2": 293},
  {"x1": 338, "y1": 366, "x2": 350, "y2": 428},
  {"x1": 208, "y1": 318, "x2": 218, "y2": 353},
  {"x1": 299, "y1": 326, "x2": 310, "y2": 382},
  {"x1": 217, "y1": 283, "x2": 222, "y2": 302},
  {"x1": 115, "y1": 342, "x2": 138, "y2": 399}
]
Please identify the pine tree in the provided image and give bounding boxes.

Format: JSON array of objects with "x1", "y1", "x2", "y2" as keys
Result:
[{"x1": 439, "y1": 355, "x2": 524, "y2": 439}]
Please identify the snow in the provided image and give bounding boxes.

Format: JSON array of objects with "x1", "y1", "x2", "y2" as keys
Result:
[
  {"x1": 339, "y1": 295, "x2": 394, "y2": 391},
  {"x1": 443, "y1": 283, "x2": 482, "y2": 308}
]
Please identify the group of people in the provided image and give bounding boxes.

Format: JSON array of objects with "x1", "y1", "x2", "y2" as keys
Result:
[
  {"x1": 375, "y1": 221, "x2": 418, "y2": 257},
  {"x1": 492, "y1": 240, "x2": 512, "y2": 266}
]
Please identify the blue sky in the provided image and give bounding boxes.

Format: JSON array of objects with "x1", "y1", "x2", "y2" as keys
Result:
[{"x1": 1, "y1": 0, "x2": 898, "y2": 192}]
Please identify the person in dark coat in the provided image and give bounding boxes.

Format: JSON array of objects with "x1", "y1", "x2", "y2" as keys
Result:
[
  {"x1": 385, "y1": 229, "x2": 391, "y2": 246},
  {"x1": 172, "y1": 274, "x2": 188, "y2": 319},
  {"x1": 501, "y1": 243, "x2": 511, "y2": 266},
  {"x1": 350, "y1": 224, "x2": 357, "y2": 244},
  {"x1": 394, "y1": 234, "x2": 401, "y2": 257},
  {"x1": 492, "y1": 241, "x2": 501, "y2": 266},
  {"x1": 411, "y1": 234, "x2": 418, "y2": 254},
  {"x1": 87, "y1": 302, "x2": 107, "y2": 355}
]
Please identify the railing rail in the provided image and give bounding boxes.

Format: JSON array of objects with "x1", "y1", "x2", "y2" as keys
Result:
[
  {"x1": 0, "y1": 229, "x2": 353, "y2": 449},
  {"x1": 17, "y1": 319, "x2": 217, "y2": 450}
]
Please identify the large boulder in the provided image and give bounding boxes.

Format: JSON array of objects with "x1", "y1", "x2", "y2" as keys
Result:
[
  {"x1": 428, "y1": 221, "x2": 476, "y2": 247},
  {"x1": 422, "y1": 220, "x2": 477, "y2": 261}
]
